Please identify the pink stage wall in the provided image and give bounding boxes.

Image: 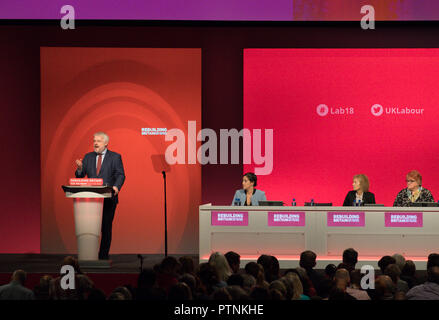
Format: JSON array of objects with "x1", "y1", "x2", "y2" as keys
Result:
[{"x1": 244, "y1": 48, "x2": 439, "y2": 206}]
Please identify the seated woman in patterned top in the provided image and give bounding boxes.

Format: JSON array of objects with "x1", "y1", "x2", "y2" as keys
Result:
[{"x1": 393, "y1": 170, "x2": 434, "y2": 207}]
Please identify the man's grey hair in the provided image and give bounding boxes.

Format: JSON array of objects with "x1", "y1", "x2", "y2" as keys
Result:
[
  {"x1": 94, "y1": 132, "x2": 109, "y2": 144},
  {"x1": 392, "y1": 254, "x2": 406, "y2": 272}
]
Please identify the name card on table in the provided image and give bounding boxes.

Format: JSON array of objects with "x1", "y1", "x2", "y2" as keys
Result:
[
  {"x1": 211, "y1": 211, "x2": 248, "y2": 226},
  {"x1": 69, "y1": 178, "x2": 103, "y2": 186},
  {"x1": 385, "y1": 212, "x2": 423, "y2": 227},
  {"x1": 268, "y1": 212, "x2": 305, "y2": 226},
  {"x1": 327, "y1": 212, "x2": 365, "y2": 227}
]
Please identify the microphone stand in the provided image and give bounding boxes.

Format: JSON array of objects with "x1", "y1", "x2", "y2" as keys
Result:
[
  {"x1": 162, "y1": 171, "x2": 168, "y2": 257},
  {"x1": 137, "y1": 254, "x2": 144, "y2": 272}
]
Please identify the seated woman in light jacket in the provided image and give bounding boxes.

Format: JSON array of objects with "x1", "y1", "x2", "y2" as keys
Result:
[{"x1": 231, "y1": 172, "x2": 266, "y2": 206}]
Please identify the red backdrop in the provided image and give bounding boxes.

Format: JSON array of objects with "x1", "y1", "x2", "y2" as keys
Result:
[
  {"x1": 41, "y1": 48, "x2": 201, "y2": 254},
  {"x1": 244, "y1": 48, "x2": 439, "y2": 206}
]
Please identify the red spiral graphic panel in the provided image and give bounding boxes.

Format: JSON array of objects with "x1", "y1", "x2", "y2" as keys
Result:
[{"x1": 41, "y1": 48, "x2": 201, "y2": 254}]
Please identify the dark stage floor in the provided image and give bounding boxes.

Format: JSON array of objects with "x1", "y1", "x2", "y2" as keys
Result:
[{"x1": 0, "y1": 254, "x2": 198, "y2": 274}]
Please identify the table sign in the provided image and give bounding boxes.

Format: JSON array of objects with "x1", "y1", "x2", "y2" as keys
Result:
[
  {"x1": 211, "y1": 211, "x2": 248, "y2": 226},
  {"x1": 268, "y1": 211, "x2": 305, "y2": 226},
  {"x1": 327, "y1": 211, "x2": 365, "y2": 227},
  {"x1": 385, "y1": 212, "x2": 423, "y2": 227}
]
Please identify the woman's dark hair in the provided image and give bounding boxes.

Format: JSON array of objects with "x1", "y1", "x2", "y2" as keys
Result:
[
  {"x1": 160, "y1": 256, "x2": 180, "y2": 274},
  {"x1": 197, "y1": 263, "x2": 220, "y2": 295},
  {"x1": 401, "y1": 260, "x2": 416, "y2": 277},
  {"x1": 325, "y1": 264, "x2": 337, "y2": 279},
  {"x1": 378, "y1": 256, "x2": 396, "y2": 274},
  {"x1": 257, "y1": 255, "x2": 279, "y2": 283},
  {"x1": 243, "y1": 172, "x2": 257, "y2": 187},
  {"x1": 179, "y1": 256, "x2": 195, "y2": 275},
  {"x1": 245, "y1": 262, "x2": 261, "y2": 279}
]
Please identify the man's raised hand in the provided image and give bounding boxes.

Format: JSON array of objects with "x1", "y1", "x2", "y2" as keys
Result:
[{"x1": 75, "y1": 158, "x2": 83, "y2": 170}]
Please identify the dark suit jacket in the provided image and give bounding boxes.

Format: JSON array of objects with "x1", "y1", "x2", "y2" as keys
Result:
[
  {"x1": 0, "y1": 281, "x2": 35, "y2": 300},
  {"x1": 75, "y1": 150, "x2": 125, "y2": 203},
  {"x1": 343, "y1": 190, "x2": 376, "y2": 206}
]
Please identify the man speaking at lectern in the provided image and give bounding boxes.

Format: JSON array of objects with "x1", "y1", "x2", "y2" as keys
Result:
[{"x1": 75, "y1": 132, "x2": 126, "y2": 260}]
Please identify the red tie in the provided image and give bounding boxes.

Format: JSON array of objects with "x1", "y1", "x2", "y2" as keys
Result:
[{"x1": 96, "y1": 154, "x2": 102, "y2": 176}]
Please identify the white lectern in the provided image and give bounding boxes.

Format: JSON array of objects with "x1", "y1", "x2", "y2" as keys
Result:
[{"x1": 62, "y1": 185, "x2": 113, "y2": 268}]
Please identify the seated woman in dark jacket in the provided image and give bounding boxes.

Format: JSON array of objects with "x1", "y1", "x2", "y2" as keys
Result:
[
  {"x1": 343, "y1": 174, "x2": 376, "y2": 206},
  {"x1": 393, "y1": 170, "x2": 434, "y2": 207}
]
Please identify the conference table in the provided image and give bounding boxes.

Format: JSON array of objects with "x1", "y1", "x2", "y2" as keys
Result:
[{"x1": 199, "y1": 204, "x2": 439, "y2": 270}]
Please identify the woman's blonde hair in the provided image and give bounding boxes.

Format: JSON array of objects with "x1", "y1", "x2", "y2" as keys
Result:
[
  {"x1": 353, "y1": 174, "x2": 370, "y2": 192},
  {"x1": 285, "y1": 272, "x2": 304, "y2": 300},
  {"x1": 208, "y1": 252, "x2": 232, "y2": 282}
]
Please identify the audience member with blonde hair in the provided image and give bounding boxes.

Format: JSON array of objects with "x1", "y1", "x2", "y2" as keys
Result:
[
  {"x1": 208, "y1": 252, "x2": 232, "y2": 282},
  {"x1": 284, "y1": 272, "x2": 310, "y2": 300}
]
